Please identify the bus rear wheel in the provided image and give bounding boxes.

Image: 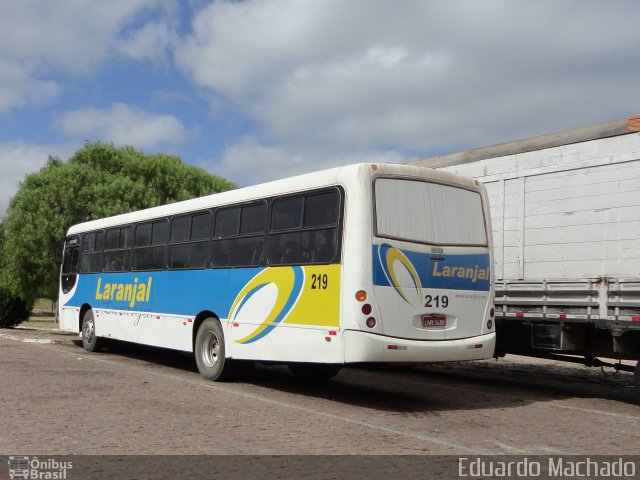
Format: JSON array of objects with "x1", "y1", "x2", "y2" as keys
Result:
[
  {"x1": 194, "y1": 318, "x2": 239, "y2": 381},
  {"x1": 81, "y1": 309, "x2": 101, "y2": 352},
  {"x1": 289, "y1": 362, "x2": 342, "y2": 381}
]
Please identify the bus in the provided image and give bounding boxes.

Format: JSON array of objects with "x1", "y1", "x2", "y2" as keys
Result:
[{"x1": 58, "y1": 163, "x2": 496, "y2": 381}]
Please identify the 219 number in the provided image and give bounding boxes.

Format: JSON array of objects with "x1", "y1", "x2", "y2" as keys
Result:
[
  {"x1": 311, "y1": 273, "x2": 328, "y2": 290},
  {"x1": 425, "y1": 295, "x2": 448, "y2": 308}
]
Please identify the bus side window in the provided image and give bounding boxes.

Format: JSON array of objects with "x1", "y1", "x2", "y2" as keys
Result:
[
  {"x1": 268, "y1": 190, "x2": 340, "y2": 266},
  {"x1": 305, "y1": 191, "x2": 339, "y2": 263},
  {"x1": 169, "y1": 212, "x2": 210, "y2": 269},
  {"x1": 104, "y1": 226, "x2": 132, "y2": 272},
  {"x1": 211, "y1": 204, "x2": 265, "y2": 268},
  {"x1": 79, "y1": 232, "x2": 94, "y2": 273},
  {"x1": 304, "y1": 191, "x2": 339, "y2": 227},
  {"x1": 91, "y1": 231, "x2": 104, "y2": 272},
  {"x1": 79, "y1": 231, "x2": 105, "y2": 273},
  {"x1": 133, "y1": 220, "x2": 168, "y2": 271}
]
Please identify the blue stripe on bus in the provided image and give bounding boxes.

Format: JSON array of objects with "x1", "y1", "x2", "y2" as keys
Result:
[
  {"x1": 66, "y1": 268, "x2": 263, "y2": 315},
  {"x1": 372, "y1": 244, "x2": 491, "y2": 292}
]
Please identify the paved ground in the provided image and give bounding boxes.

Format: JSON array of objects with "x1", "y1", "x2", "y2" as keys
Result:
[{"x1": 1, "y1": 327, "x2": 638, "y2": 458}]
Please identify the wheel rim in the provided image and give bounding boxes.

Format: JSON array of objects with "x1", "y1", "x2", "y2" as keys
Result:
[
  {"x1": 200, "y1": 330, "x2": 220, "y2": 368},
  {"x1": 83, "y1": 316, "x2": 94, "y2": 344}
]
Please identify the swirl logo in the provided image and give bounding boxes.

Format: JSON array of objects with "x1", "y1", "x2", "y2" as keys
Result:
[
  {"x1": 377, "y1": 243, "x2": 422, "y2": 305},
  {"x1": 229, "y1": 266, "x2": 304, "y2": 344}
]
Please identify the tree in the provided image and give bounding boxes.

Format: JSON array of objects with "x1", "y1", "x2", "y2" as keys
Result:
[
  {"x1": 0, "y1": 221, "x2": 29, "y2": 327},
  {"x1": 1, "y1": 142, "x2": 236, "y2": 305}
]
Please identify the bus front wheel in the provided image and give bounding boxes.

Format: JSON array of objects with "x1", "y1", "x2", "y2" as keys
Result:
[
  {"x1": 81, "y1": 309, "x2": 101, "y2": 352},
  {"x1": 194, "y1": 318, "x2": 238, "y2": 381}
]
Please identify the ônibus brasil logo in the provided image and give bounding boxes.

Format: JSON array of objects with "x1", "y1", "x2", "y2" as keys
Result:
[{"x1": 8, "y1": 456, "x2": 72, "y2": 479}]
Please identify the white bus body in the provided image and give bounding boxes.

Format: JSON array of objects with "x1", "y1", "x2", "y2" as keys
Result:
[{"x1": 59, "y1": 163, "x2": 495, "y2": 380}]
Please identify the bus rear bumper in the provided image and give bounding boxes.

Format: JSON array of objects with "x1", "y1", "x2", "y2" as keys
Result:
[{"x1": 343, "y1": 330, "x2": 496, "y2": 363}]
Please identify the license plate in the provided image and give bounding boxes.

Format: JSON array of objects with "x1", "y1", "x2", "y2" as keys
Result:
[{"x1": 422, "y1": 315, "x2": 447, "y2": 327}]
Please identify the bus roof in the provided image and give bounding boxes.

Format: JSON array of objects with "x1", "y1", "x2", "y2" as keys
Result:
[{"x1": 66, "y1": 162, "x2": 478, "y2": 235}]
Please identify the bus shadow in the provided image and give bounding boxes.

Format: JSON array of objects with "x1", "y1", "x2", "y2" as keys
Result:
[
  {"x1": 416, "y1": 359, "x2": 639, "y2": 406},
  {"x1": 244, "y1": 363, "x2": 533, "y2": 413},
  {"x1": 247, "y1": 362, "x2": 638, "y2": 410},
  {"x1": 75, "y1": 340, "x2": 638, "y2": 411}
]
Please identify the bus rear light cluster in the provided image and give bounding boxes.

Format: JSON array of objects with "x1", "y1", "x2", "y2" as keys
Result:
[
  {"x1": 356, "y1": 290, "x2": 376, "y2": 328},
  {"x1": 355, "y1": 290, "x2": 376, "y2": 328},
  {"x1": 489, "y1": 307, "x2": 495, "y2": 318},
  {"x1": 487, "y1": 319, "x2": 493, "y2": 330}
]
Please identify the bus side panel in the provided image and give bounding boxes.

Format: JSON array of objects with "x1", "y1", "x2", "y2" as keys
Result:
[
  {"x1": 225, "y1": 264, "x2": 342, "y2": 363},
  {"x1": 99, "y1": 309, "x2": 137, "y2": 341},
  {"x1": 226, "y1": 324, "x2": 343, "y2": 363},
  {"x1": 62, "y1": 265, "x2": 342, "y2": 362}
]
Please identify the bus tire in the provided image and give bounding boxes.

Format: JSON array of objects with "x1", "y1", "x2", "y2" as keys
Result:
[
  {"x1": 289, "y1": 362, "x2": 342, "y2": 381},
  {"x1": 81, "y1": 309, "x2": 101, "y2": 352},
  {"x1": 194, "y1": 318, "x2": 237, "y2": 381}
]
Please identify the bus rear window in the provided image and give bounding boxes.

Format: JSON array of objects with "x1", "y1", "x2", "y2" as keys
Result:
[{"x1": 374, "y1": 178, "x2": 487, "y2": 246}]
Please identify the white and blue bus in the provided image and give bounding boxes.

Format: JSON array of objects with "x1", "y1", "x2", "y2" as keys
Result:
[{"x1": 59, "y1": 163, "x2": 495, "y2": 380}]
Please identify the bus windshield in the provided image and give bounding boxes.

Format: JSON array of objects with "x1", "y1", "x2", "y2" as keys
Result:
[{"x1": 374, "y1": 178, "x2": 487, "y2": 246}]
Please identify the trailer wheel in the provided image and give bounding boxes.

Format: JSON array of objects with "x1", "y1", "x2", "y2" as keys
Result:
[
  {"x1": 194, "y1": 318, "x2": 239, "y2": 381},
  {"x1": 81, "y1": 309, "x2": 101, "y2": 352}
]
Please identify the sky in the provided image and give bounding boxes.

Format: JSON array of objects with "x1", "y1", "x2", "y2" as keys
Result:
[{"x1": 1, "y1": 0, "x2": 639, "y2": 217}]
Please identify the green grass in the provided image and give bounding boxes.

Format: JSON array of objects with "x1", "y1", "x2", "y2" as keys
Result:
[{"x1": 33, "y1": 298, "x2": 55, "y2": 311}]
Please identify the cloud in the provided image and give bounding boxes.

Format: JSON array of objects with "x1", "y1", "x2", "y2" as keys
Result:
[
  {"x1": 0, "y1": 142, "x2": 75, "y2": 218},
  {"x1": 211, "y1": 137, "x2": 408, "y2": 187},
  {"x1": 0, "y1": 58, "x2": 60, "y2": 112},
  {"x1": 175, "y1": 0, "x2": 640, "y2": 154},
  {"x1": 0, "y1": 0, "x2": 174, "y2": 71},
  {"x1": 118, "y1": 19, "x2": 178, "y2": 64},
  {"x1": 0, "y1": 0, "x2": 176, "y2": 112},
  {"x1": 55, "y1": 103, "x2": 195, "y2": 149}
]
